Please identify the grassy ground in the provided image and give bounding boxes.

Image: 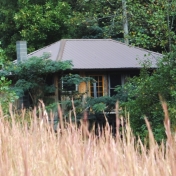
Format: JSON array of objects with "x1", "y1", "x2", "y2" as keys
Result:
[{"x1": 0, "y1": 102, "x2": 175, "y2": 176}]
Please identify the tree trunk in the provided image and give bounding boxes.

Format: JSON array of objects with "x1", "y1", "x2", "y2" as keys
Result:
[{"x1": 122, "y1": 0, "x2": 129, "y2": 45}]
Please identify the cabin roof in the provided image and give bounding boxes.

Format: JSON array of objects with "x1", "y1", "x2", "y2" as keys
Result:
[{"x1": 28, "y1": 39, "x2": 162, "y2": 69}]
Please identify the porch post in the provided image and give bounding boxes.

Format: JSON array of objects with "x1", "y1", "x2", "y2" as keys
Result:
[{"x1": 93, "y1": 83, "x2": 97, "y2": 98}]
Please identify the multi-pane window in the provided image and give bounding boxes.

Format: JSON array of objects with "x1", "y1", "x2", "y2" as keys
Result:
[{"x1": 90, "y1": 75, "x2": 103, "y2": 97}]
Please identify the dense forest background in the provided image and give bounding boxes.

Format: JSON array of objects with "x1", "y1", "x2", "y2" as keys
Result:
[
  {"x1": 1, "y1": 0, "x2": 176, "y2": 142},
  {"x1": 1, "y1": 0, "x2": 176, "y2": 60}
]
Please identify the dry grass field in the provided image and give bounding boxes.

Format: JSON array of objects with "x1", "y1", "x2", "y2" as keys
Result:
[{"x1": 0, "y1": 102, "x2": 175, "y2": 176}]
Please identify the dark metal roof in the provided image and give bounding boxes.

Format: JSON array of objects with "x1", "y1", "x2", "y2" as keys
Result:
[{"x1": 28, "y1": 39, "x2": 162, "y2": 69}]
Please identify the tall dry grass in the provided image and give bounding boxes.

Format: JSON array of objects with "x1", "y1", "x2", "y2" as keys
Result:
[{"x1": 0, "y1": 101, "x2": 175, "y2": 176}]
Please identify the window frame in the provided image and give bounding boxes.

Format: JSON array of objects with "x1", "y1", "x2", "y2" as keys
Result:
[
  {"x1": 61, "y1": 80, "x2": 78, "y2": 93},
  {"x1": 108, "y1": 73, "x2": 133, "y2": 96},
  {"x1": 108, "y1": 74, "x2": 123, "y2": 96},
  {"x1": 89, "y1": 75, "x2": 104, "y2": 97}
]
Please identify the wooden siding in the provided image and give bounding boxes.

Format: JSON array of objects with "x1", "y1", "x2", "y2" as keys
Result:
[
  {"x1": 79, "y1": 71, "x2": 87, "y2": 93},
  {"x1": 54, "y1": 69, "x2": 140, "y2": 101}
]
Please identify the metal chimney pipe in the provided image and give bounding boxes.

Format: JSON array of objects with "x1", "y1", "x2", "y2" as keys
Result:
[{"x1": 16, "y1": 41, "x2": 27, "y2": 63}]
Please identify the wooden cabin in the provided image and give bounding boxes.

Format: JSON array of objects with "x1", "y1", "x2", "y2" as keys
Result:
[
  {"x1": 28, "y1": 39, "x2": 162, "y2": 101},
  {"x1": 15, "y1": 39, "x2": 162, "y2": 107}
]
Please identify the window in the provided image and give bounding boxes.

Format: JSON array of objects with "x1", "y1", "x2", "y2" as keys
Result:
[
  {"x1": 62, "y1": 81, "x2": 78, "y2": 92},
  {"x1": 90, "y1": 75, "x2": 103, "y2": 97},
  {"x1": 109, "y1": 73, "x2": 139, "y2": 96},
  {"x1": 61, "y1": 74, "x2": 78, "y2": 93},
  {"x1": 109, "y1": 74, "x2": 122, "y2": 96}
]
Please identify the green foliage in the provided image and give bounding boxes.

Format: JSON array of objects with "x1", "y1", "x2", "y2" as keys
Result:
[
  {"x1": 1, "y1": 56, "x2": 72, "y2": 106},
  {"x1": 0, "y1": 44, "x2": 5, "y2": 69},
  {"x1": 0, "y1": 0, "x2": 72, "y2": 60},
  {"x1": 67, "y1": 0, "x2": 176, "y2": 51},
  {"x1": 0, "y1": 44, "x2": 18, "y2": 112},
  {"x1": 116, "y1": 48, "x2": 176, "y2": 142},
  {"x1": 61, "y1": 74, "x2": 95, "y2": 89},
  {"x1": 61, "y1": 74, "x2": 95, "y2": 117},
  {"x1": 62, "y1": 74, "x2": 87, "y2": 85},
  {"x1": 85, "y1": 85, "x2": 128, "y2": 115},
  {"x1": 45, "y1": 102, "x2": 58, "y2": 113},
  {"x1": 92, "y1": 103, "x2": 106, "y2": 113},
  {"x1": 128, "y1": 0, "x2": 176, "y2": 51},
  {"x1": 1, "y1": 0, "x2": 176, "y2": 60},
  {"x1": 67, "y1": 0, "x2": 123, "y2": 39},
  {"x1": 119, "y1": 72, "x2": 166, "y2": 142},
  {"x1": 0, "y1": 76, "x2": 18, "y2": 106},
  {"x1": 87, "y1": 96, "x2": 117, "y2": 114},
  {"x1": 14, "y1": 1, "x2": 71, "y2": 51},
  {"x1": 63, "y1": 98, "x2": 83, "y2": 116},
  {"x1": 0, "y1": 0, "x2": 176, "y2": 142}
]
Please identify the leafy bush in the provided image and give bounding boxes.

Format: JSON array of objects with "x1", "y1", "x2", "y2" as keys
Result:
[
  {"x1": 1, "y1": 56, "x2": 73, "y2": 106},
  {"x1": 87, "y1": 96, "x2": 117, "y2": 114},
  {"x1": 116, "y1": 47, "x2": 176, "y2": 142},
  {"x1": 0, "y1": 43, "x2": 18, "y2": 112},
  {"x1": 60, "y1": 74, "x2": 95, "y2": 117}
]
